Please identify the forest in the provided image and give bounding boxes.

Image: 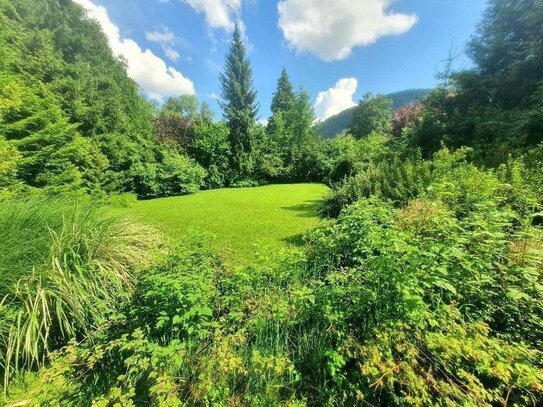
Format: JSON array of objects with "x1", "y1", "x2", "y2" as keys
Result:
[{"x1": 1, "y1": 0, "x2": 542, "y2": 405}]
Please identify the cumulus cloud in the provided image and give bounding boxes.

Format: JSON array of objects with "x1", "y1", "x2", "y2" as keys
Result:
[
  {"x1": 73, "y1": 0, "x2": 194, "y2": 100},
  {"x1": 278, "y1": 0, "x2": 418, "y2": 61},
  {"x1": 314, "y1": 78, "x2": 358, "y2": 121},
  {"x1": 182, "y1": 0, "x2": 242, "y2": 31}
]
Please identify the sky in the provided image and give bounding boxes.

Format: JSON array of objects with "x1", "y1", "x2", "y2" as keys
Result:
[{"x1": 72, "y1": 0, "x2": 488, "y2": 122}]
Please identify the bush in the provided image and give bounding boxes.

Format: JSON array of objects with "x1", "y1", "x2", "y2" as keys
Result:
[
  {"x1": 320, "y1": 156, "x2": 431, "y2": 217},
  {"x1": 320, "y1": 146, "x2": 542, "y2": 219},
  {"x1": 303, "y1": 196, "x2": 543, "y2": 404},
  {"x1": 189, "y1": 122, "x2": 231, "y2": 189},
  {"x1": 132, "y1": 149, "x2": 206, "y2": 199}
]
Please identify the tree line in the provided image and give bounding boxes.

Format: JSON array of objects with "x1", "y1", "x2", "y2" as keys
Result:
[{"x1": 1, "y1": 0, "x2": 542, "y2": 202}]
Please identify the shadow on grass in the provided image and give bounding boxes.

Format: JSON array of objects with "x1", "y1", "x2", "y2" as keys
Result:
[
  {"x1": 282, "y1": 233, "x2": 306, "y2": 247},
  {"x1": 281, "y1": 199, "x2": 322, "y2": 218}
]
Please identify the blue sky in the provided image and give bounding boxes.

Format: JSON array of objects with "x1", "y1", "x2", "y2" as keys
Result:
[{"x1": 73, "y1": 0, "x2": 488, "y2": 121}]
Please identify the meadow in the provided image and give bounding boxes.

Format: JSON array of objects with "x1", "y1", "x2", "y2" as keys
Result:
[{"x1": 113, "y1": 183, "x2": 328, "y2": 265}]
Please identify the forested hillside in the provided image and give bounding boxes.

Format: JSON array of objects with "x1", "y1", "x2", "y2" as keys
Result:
[
  {"x1": 1, "y1": 0, "x2": 543, "y2": 405},
  {"x1": 316, "y1": 88, "x2": 431, "y2": 139}
]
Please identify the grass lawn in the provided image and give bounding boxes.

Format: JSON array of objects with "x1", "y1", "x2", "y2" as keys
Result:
[{"x1": 114, "y1": 183, "x2": 329, "y2": 265}]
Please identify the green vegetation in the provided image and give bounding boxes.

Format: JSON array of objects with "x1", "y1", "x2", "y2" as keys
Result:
[
  {"x1": 1, "y1": 0, "x2": 543, "y2": 405},
  {"x1": 219, "y1": 23, "x2": 259, "y2": 178},
  {"x1": 316, "y1": 88, "x2": 431, "y2": 139},
  {"x1": 0, "y1": 196, "x2": 160, "y2": 389},
  {"x1": 4, "y1": 158, "x2": 543, "y2": 405},
  {"x1": 349, "y1": 93, "x2": 393, "y2": 139},
  {"x1": 114, "y1": 183, "x2": 328, "y2": 265}
]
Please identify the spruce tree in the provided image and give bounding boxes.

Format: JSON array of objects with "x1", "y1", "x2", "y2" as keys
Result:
[
  {"x1": 270, "y1": 68, "x2": 295, "y2": 115},
  {"x1": 267, "y1": 68, "x2": 295, "y2": 136},
  {"x1": 219, "y1": 23, "x2": 258, "y2": 174}
]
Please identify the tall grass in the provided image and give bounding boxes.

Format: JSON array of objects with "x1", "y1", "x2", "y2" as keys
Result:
[{"x1": 0, "y1": 196, "x2": 161, "y2": 388}]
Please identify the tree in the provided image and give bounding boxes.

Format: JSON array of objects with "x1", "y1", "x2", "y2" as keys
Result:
[
  {"x1": 267, "y1": 68, "x2": 296, "y2": 137},
  {"x1": 349, "y1": 93, "x2": 393, "y2": 139},
  {"x1": 468, "y1": 0, "x2": 543, "y2": 107},
  {"x1": 392, "y1": 103, "x2": 424, "y2": 138},
  {"x1": 219, "y1": 23, "x2": 259, "y2": 174},
  {"x1": 270, "y1": 68, "x2": 295, "y2": 116},
  {"x1": 189, "y1": 121, "x2": 231, "y2": 188},
  {"x1": 288, "y1": 88, "x2": 315, "y2": 156},
  {"x1": 161, "y1": 95, "x2": 200, "y2": 121},
  {"x1": 408, "y1": 0, "x2": 543, "y2": 161},
  {"x1": 154, "y1": 95, "x2": 213, "y2": 151},
  {"x1": 153, "y1": 115, "x2": 195, "y2": 150}
]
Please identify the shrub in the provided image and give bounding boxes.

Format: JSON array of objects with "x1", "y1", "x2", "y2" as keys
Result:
[
  {"x1": 0, "y1": 136, "x2": 19, "y2": 190},
  {"x1": 320, "y1": 156, "x2": 431, "y2": 217},
  {"x1": 304, "y1": 197, "x2": 543, "y2": 404},
  {"x1": 132, "y1": 150, "x2": 206, "y2": 199}
]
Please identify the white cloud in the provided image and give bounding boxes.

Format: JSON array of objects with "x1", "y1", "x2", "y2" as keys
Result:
[
  {"x1": 206, "y1": 92, "x2": 219, "y2": 100},
  {"x1": 146, "y1": 27, "x2": 176, "y2": 44},
  {"x1": 73, "y1": 0, "x2": 194, "y2": 100},
  {"x1": 257, "y1": 118, "x2": 269, "y2": 126},
  {"x1": 182, "y1": 0, "x2": 242, "y2": 31},
  {"x1": 314, "y1": 78, "x2": 358, "y2": 121},
  {"x1": 146, "y1": 27, "x2": 183, "y2": 62},
  {"x1": 164, "y1": 47, "x2": 181, "y2": 62},
  {"x1": 278, "y1": 0, "x2": 418, "y2": 61}
]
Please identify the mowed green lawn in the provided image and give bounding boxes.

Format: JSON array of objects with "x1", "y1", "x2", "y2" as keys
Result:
[{"x1": 115, "y1": 183, "x2": 329, "y2": 265}]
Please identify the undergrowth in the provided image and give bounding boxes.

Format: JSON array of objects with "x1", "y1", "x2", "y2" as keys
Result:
[{"x1": 3, "y1": 151, "x2": 542, "y2": 405}]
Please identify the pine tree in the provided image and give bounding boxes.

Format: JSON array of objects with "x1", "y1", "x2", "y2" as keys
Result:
[{"x1": 219, "y1": 23, "x2": 258, "y2": 174}]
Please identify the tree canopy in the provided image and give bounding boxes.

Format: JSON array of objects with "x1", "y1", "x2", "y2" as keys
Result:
[{"x1": 349, "y1": 93, "x2": 393, "y2": 139}]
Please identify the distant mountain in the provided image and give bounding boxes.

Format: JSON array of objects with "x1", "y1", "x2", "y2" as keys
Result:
[{"x1": 317, "y1": 88, "x2": 432, "y2": 139}]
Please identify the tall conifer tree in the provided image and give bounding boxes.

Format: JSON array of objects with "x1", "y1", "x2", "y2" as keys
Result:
[
  {"x1": 270, "y1": 68, "x2": 295, "y2": 115},
  {"x1": 219, "y1": 23, "x2": 258, "y2": 173},
  {"x1": 267, "y1": 68, "x2": 295, "y2": 136}
]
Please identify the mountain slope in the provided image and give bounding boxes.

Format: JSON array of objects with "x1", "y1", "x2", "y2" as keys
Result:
[{"x1": 317, "y1": 88, "x2": 432, "y2": 139}]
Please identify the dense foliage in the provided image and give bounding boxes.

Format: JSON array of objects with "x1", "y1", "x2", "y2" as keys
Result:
[
  {"x1": 4, "y1": 156, "x2": 542, "y2": 404},
  {"x1": 0, "y1": 0, "x2": 207, "y2": 199},
  {"x1": 219, "y1": 24, "x2": 259, "y2": 179},
  {"x1": 316, "y1": 89, "x2": 431, "y2": 139},
  {"x1": 349, "y1": 93, "x2": 393, "y2": 139},
  {"x1": 1, "y1": 0, "x2": 542, "y2": 404},
  {"x1": 406, "y1": 0, "x2": 543, "y2": 163}
]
